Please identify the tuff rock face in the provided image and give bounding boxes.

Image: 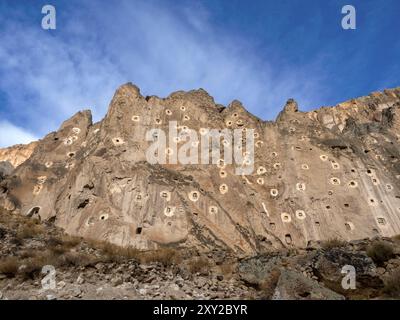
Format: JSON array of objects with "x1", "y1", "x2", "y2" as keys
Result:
[
  {"x1": 0, "y1": 141, "x2": 37, "y2": 168},
  {"x1": 1, "y1": 83, "x2": 400, "y2": 255}
]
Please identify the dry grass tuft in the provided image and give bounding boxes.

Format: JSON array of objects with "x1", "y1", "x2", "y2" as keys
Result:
[
  {"x1": 383, "y1": 269, "x2": 400, "y2": 298},
  {"x1": 367, "y1": 241, "x2": 394, "y2": 266},
  {"x1": 187, "y1": 256, "x2": 211, "y2": 274},
  {"x1": 140, "y1": 248, "x2": 182, "y2": 266},
  {"x1": 0, "y1": 256, "x2": 19, "y2": 277},
  {"x1": 321, "y1": 238, "x2": 347, "y2": 250}
]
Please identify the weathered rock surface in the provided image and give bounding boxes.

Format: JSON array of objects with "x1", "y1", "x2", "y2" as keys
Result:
[
  {"x1": 0, "y1": 161, "x2": 14, "y2": 178},
  {"x1": 1, "y1": 83, "x2": 400, "y2": 254},
  {"x1": 272, "y1": 270, "x2": 344, "y2": 300},
  {"x1": 0, "y1": 142, "x2": 37, "y2": 167}
]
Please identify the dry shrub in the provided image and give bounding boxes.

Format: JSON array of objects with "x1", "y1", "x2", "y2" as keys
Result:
[
  {"x1": 321, "y1": 238, "x2": 347, "y2": 250},
  {"x1": 187, "y1": 256, "x2": 211, "y2": 274},
  {"x1": 60, "y1": 235, "x2": 82, "y2": 248},
  {"x1": 98, "y1": 242, "x2": 140, "y2": 262},
  {"x1": 58, "y1": 251, "x2": 98, "y2": 267},
  {"x1": 392, "y1": 234, "x2": 400, "y2": 242},
  {"x1": 140, "y1": 248, "x2": 181, "y2": 266},
  {"x1": 218, "y1": 263, "x2": 235, "y2": 279},
  {"x1": 383, "y1": 269, "x2": 400, "y2": 298},
  {"x1": 367, "y1": 241, "x2": 394, "y2": 265},
  {"x1": 0, "y1": 256, "x2": 19, "y2": 277},
  {"x1": 17, "y1": 223, "x2": 43, "y2": 239},
  {"x1": 18, "y1": 250, "x2": 59, "y2": 280}
]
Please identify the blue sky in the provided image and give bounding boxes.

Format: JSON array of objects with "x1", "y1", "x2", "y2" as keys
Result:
[{"x1": 0, "y1": 0, "x2": 399, "y2": 147}]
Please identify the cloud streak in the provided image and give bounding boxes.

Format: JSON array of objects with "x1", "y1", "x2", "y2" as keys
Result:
[{"x1": 0, "y1": 121, "x2": 38, "y2": 148}]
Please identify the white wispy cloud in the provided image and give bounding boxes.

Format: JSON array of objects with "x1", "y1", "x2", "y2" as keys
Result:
[
  {"x1": 0, "y1": 121, "x2": 38, "y2": 148},
  {"x1": 0, "y1": 0, "x2": 327, "y2": 147}
]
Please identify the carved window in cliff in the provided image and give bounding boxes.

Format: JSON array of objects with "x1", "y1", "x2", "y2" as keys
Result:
[
  {"x1": 372, "y1": 178, "x2": 380, "y2": 186},
  {"x1": 257, "y1": 166, "x2": 266, "y2": 175},
  {"x1": 345, "y1": 222, "x2": 354, "y2": 231},
  {"x1": 281, "y1": 213, "x2": 291, "y2": 223},
  {"x1": 131, "y1": 115, "x2": 140, "y2": 122},
  {"x1": 188, "y1": 191, "x2": 200, "y2": 202},
  {"x1": 315, "y1": 221, "x2": 320, "y2": 227},
  {"x1": 183, "y1": 115, "x2": 190, "y2": 121},
  {"x1": 348, "y1": 181, "x2": 358, "y2": 188},
  {"x1": 45, "y1": 161, "x2": 53, "y2": 168},
  {"x1": 99, "y1": 213, "x2": 109, "y2": 221},
  {"x1": 271, "y1": 152, "x2": 278, "y2": 157},
  {"x1": 112, "y1": 138, "x2": 124, "y2": 146},
  {"x1": 320, "y1": 155, "x2": 328, "y2": 161},
  {"x1": 377, "y1": 217, "x2": 386, "y2": 226},
  {"x1": 285, "y1": 234, "x2": 292, "y2": 244},
  {"x1": 269, "y1": 223, "x2": 276, "y2": 230},
  {"x1": 301, "y1": 164, "x2": 309, "y2": 170},
  {"x1": 33, "y1": 184, "x2": 43, "y2": 195},
  {"x1": 217, "y1": 159, "x2": 226, "y2": 169},
  {"x1": 296, "y1": 182, "x2": 306, "y2": 191},
  {"x1": 160, "y1": 191, "x2": 171, "y2": 202},
  {"x1": 369, "y1": 198, "x2": 377, "y2": 206},
  {"x1": 219, "y1": 170, "x2": 227, "y2": 178},
  {"x1": 164, "y1": 206, "x2": 175, "y2": 217},
  {"x1": 273, "y1": 163, "x2": 281, "y2": 170},
  {"x1": 199, "y1": 128, "x2": 209, "y2": 136},
  {"x1": 37, "y1": 176, "x2": 47, "y2": 185},
  {"x1": 386, "y1": 184, "x2": 393, "y2": 191},
  {"x1": 270, "y1": 189, "x2": 279, "y2": 197},
  {"x1": 27, "y1": 207, "x2": 41, "y2": 218},
  {"x1": 219, "y1": 184, "x2": 228, "y2": 194},
  {"x1": 330, "y1": 177, "x2": 341, "y2": 185},
  {"x1": 295, "y1": 210, "x2": 306, "y2": 220},
  {"x1": 165, "y1": 109, "x2": 172, "y2": 116},
  {"x1": 64, "y1": 137, "x2": 74, "y2": 146},
  {"x1": 208, "y1": 206, "x2": 218, "y2": 214},
  {"x1": 136, "y1": 227, "x2": 142, "y2": 235},
  {"x1": 331, "y1": 162, "x2": 340, "y2": 170},
  {"x1": 180, "y1": 106, "x2": 186, "y2": 111},
  {"x1": 257, "y1": 178, "x2": 264, "y2": 185}
]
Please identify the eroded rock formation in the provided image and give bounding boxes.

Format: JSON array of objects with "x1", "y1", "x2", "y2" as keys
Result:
[
  {"x1": 0, "y1": 142, "x2": 37, "y2": 168},
  {"x1": 1, "y1": 83, "x2": 399, "y2": 255}
]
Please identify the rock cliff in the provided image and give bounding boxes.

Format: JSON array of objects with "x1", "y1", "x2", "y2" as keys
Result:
[{"x1": 1, "y1": 83, "x2": 399, "y2": 255}]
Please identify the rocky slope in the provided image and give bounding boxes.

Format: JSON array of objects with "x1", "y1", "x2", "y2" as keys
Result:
[
  {"x1": 0, "y1": 83, "x2": 400, "y2": 255},
  {"x1": 1, "y1": 208, "x2": 400, "y2": 300}
]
